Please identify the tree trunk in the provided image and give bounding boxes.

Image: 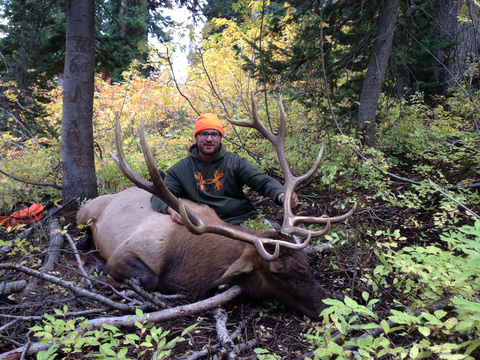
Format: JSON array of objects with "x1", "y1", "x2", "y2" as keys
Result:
[
  {"x1": 431, "y1": 0, "x2": 480, "y2": 89},
  {"x1": 356, "y1": 0, "x2": 400, "y2": 149},
  {"x1": 61, "y1": 0, "x2": 98, "y2": 204}
]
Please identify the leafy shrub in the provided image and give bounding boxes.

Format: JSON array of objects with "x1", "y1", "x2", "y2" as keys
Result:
[{"x1": 30, "y1": 306, "x2": 198, "y2": 360}]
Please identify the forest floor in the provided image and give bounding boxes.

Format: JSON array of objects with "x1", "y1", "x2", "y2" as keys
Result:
[{"x1": 0, "y1": 157, "x2": 478, "y2": 359}]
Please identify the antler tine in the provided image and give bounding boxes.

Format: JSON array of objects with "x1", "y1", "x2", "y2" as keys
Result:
[
  {"x1": 291, "y1": 203, "x2": 358, "y2": 227},
  {"x1": 114, "y1": 114, "x2": 157, "y2": 195},
  {"x1": 114, "y1": 115, "x2": 204, "y2": 227},
  {"x1": 278, "y1": 98, "x2": 356, "y2": 235},
  {"x1": 285, "y1": 218, "x2": 331, "y2": 238}
]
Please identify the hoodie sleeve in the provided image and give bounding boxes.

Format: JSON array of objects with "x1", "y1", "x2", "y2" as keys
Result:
[
  {"x1": 237, "y1": 156, "x2": 285, "y2": 205},
  {"x1": 150, "y1": 165, "x2": 186, "y2": 214}
]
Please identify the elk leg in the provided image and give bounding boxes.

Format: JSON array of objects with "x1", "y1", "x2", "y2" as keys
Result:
[{"x1": 104, "y1": 257, "x2": 159, "y2": 292}]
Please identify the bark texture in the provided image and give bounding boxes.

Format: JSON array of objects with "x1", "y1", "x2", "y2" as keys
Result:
[
  {"x1": 432, "y1": 0, "x2": 480, "y2": 88},
  {"x1": 356, "y1": 0, "x2": 400, "y2": 148},
  {"x1": 61, "y1": 0, "x2": 98, "y2": 203}
]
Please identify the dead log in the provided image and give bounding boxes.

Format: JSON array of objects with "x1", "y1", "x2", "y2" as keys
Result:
[
  {"x1": 22, "y1": 218, "x2": 64, "y2": 296},
  {"x1": 1, "y1": 280, "x2": 27, "y2": 295}
]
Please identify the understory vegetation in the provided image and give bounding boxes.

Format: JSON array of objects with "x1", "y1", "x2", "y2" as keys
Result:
[{"x1": 1, "y1": 1, "x2": 480, "y2": 358}]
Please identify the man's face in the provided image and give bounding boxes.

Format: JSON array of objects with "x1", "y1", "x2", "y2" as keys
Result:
[{"x1": 195, "y1": 129, "x2": 222, "y2": 160}]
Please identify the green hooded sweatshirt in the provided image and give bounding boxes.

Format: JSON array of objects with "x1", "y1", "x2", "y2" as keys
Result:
[{"x1": 150, "y1": 143, "x2": 285, "y2": 224}]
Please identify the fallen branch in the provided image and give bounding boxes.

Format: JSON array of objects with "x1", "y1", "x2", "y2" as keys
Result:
[
  {"x1": 22, "y1": 218, "x2": 64, "y2": 296},
  {"x1": 125, "y1": 278, "x2": 167, "y2": 309},
  {"x1": 0, "y1": 286, "x2": 243, "y2": 359},
  {"x1": 1, "y1": 280, "x2": 26, "y2": 295},
  {"x1": 65, "y1": 233, "x2": 92, "y2": 288},
  {"x1": 214, "y1": 308, "x2": 239, "y2": 359},
  {"x1": 0, "y1": 263, "x2": 137, "y2": 312},
  {"x1": 86, "y1": 285, "x2": 243, "y2": 331}
]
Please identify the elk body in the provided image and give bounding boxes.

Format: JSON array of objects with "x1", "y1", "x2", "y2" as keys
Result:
[
  {"x1": 76, "y1": 94, "x2": 356, "y2": 320},
  {"x1": 77, "y1": 187, "x2": 338, "y2": 319}
]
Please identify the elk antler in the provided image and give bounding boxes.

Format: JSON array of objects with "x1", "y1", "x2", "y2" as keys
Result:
[
  {"x1": 112, "y1": 113, "x2": 311, "y2": 261},
  {"x1": 228, "y1": 92, "x2": 356, "y2": 237}
]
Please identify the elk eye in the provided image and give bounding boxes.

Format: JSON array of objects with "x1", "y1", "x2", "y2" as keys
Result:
[
  {"x1": 271, "y1": 271, "x2": 283, "y2": 280},
  {"x1": 296, "y1": 266, "x2": 307, "y2": 274}
]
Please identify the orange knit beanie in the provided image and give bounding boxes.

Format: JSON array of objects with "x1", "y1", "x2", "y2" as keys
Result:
[{"x1": 194, "y1": 113, "x2": 224, "y2": 137}]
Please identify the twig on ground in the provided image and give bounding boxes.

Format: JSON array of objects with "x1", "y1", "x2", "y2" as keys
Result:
[
  {"x1": 85, "y1": 286, "x2": 243, "y2": 331},
  {"x1": 125, "y1": 278, "x2": 167, "y2": 309},
  {"x1": 0, "y1": 319, "x2": 18, "y2": 332},
  {"x1": 0, "y1": 262, "x2": 137, "y2": 312},
  {"x1": 64, "y1": 233, "x2": 92, "y2": 288},
  {"x1": 181, "y1": 309, "x2": 260, "y2": 360},
  {"x1": 0, "y1": 308, "x2": 111, "y2": 323},
  {"x1": 213, "y1": 307, "x2": 239, "y2": 359},
  {"x1": 429, "y1": 180, "x2": 480, "y2": 220}
]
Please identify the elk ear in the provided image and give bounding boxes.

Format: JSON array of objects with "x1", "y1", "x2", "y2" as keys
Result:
[{"x1": 215, "y1": 248, "x2": 257, "y2": 285}]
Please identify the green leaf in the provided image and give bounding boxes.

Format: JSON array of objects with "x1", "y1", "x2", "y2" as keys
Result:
[
  {"x1": 418, "y1": 326, "x2": 431, "y2": 337},
  {"x1": 320, "y1": 306, "x2": 337, "y2": 316},
  {"x1": 422, "y1": 313, "x2": 443, "y2": 326},
  {"x1": 344, "y1": 296, "x2": 358, "y2": 309},
  {"x1": 254, "y1": 348, "x2": 270, "y2": 354},
  {"x1": 181, "y1": 322, "x2": 199, "y2": 336},
  {"x1": 434, "y1": 310, "x2": 448, "y2": 319},
  {"x1": 465, "y1": 341, "x2": 480, "y2": 354},
  {"x1": 373, "y1": 336, "x2": 388, "y2": 349},
  {"x1": 409, "y1": 345, "x2": 419, "y2": 359},
  {"x1": 377, "y1": 348, "x2": 390, "y2": 358},
  {"x1": 381, "y1": 320, "x2": 390, "y2": 334},
  {"x1": 124, "y1": 333, "x2": 140, "y2": 344},
  {"x1": 99, "y1": 343, "x2": 116, "y2": 356},
  {"x1": 102, "y1": 324, "x2": 120, "y2": 333},
  {"x1": 118, "y1": 347, "x2": 129, "y2": 359},
  {"x1": 361, "y1": 323, "x2": 380, "y2": 330},
  {"x1": 443, "y1": 317, "x2": 458, "y2": 330}
]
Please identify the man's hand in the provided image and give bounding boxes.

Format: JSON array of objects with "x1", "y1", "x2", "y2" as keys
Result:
[
  {"x1": 278, "y1": 192, "x2": 299, "y2": 208},
  {"x1": 167, "y1": 206, "x2": 184, "y2": 225}
]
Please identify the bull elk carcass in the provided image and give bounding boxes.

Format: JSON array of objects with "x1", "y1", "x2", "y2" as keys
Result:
[{"x1": 76, "y1": 94, "x2": 356, "y2": 320}]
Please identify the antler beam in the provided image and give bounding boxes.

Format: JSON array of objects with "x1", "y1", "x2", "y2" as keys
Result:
[
  {"x1": 113, "y1": 114, "x2": 312, "y2": 261},
  {"x1": 228, "y1": 92, "x2": 356, "y2": 237}
]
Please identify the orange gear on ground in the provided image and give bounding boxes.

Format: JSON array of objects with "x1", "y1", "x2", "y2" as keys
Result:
[{"x1": 0, "y1": 203, "x2": 44, "y2": 227}]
